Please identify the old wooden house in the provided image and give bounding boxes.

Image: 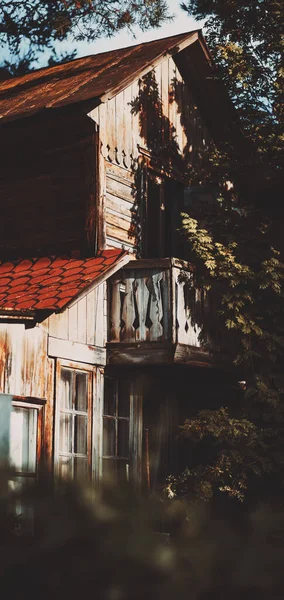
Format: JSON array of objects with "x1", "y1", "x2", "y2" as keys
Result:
[{"x1": 0, "y1": 30, "x2": 241, "y2": 491}]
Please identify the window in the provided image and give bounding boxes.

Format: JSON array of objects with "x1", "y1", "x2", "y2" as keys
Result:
[
  {"x1": 102, "y1": 377, "x2": 130, "y2": 482},
  {"x1": 56, "y1": 364, "x2": 92, "y2": 483},
  {"x1": 143, "y1": 170, "x2": 186, "y2": 259},
  {"x1": 8, "y1": 396, "x2": 45, "y2": 533}
]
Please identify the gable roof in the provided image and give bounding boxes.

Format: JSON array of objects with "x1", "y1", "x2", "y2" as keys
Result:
[
  {"x1": 0, "y1": 249, "x2": 129, "y2": 318},
  {"x1": 0, "y1": 30, "x2": 206, "y2": 125}
]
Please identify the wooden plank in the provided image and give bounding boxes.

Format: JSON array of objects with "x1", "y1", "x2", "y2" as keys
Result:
[
  {"x1": 92, "y1": 366, "x2": 104, "y2": 482},
  {"x1": 115, "y1": 90, "x2": 124, "y2": 165},
  {"x1": 130, "y1": 79, "x2": 141, "y2": 160},
  {"x1": 109, "y1": 277, "x2": 123, "y2": 342},
  {"x1": 107, "y1": 342, "x2": 210, "y2": 366},
  {"x1": 168, "y1": 57, "x2": 177, "y2": 147},
  {"x1": 68, "y1": 303, "x2": 78, "y2": 342},
  {"x1": 43, "y1": 356, "x2": 55, "y2": 470},
  {"x1": 106, "y1": 210, "x2": 132, "y2": 231},
  {"x1": 97, "y1": 151, "x2": 106, "y2": 251},
  {"x1": 94, "y1": 284, "x2": 105, "y2": 347},
  {"x1": 106, "y1": 96, "x2": 115, "y2": 162},
  {"x1": 106, "y1": 162, "x2": 134, "y2": 184},
  {"x1": 148, "y1": 272, "x2": 164, "y2": 341},
  {"x1": 105, "y1": 192, "x2": 133, "y2": 215},
  {"x1": 97, "y1": 104, "x2": 107, "y2": 155},
  {"x1": 123, "y1": 85, "x2": 132, "y2": 169},
  {"x1": 105, "y1": 237, "x2": 135, "y2": 252},
  {"x1": 161, "y1": 57, "x2": 169, "y2": 144},
  {"x1": 107, "y1": 341, "x2": 175, "y2": 365},
  {"x1": 106, "y1": 174, "x2": 134, "y2": 202},
  {"x1": 86, "y1": 288, "x2": 96, "y2": 345},
  {"x1": 48, "y1": 337, "x2": 106, "y2": 365},
  {"x1": 134, "y1": 274, "x2": 147, "y2": 342},
  {"x1": 174, "y1": 343, "x2": 211, "y2": 367},
  {"x1": 121, "y1": 276, "x2": 136, "y2": 342},
  {"x1": 106, "y1": 223, "x2": 135, "y2": 245},
  {"x1": 77, "y1": 295, "x2": 87, "y2": 344},
  {"x1": 48, "y1": 311, "x2": 69, "y2": 340}
]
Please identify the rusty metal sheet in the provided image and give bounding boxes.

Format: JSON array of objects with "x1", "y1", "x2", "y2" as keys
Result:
[{"x1": 0, "y1": 31, "x2": 199, "y2": 124}]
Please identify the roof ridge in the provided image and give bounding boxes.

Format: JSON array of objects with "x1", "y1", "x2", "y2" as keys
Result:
[{"x1": 0, "y1": 29, "x2": 200, "y2": 89}]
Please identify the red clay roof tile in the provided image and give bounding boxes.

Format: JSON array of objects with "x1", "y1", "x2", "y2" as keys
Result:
[{"x1": 0, "y1": 249, "x2": 128, "y2": 313}]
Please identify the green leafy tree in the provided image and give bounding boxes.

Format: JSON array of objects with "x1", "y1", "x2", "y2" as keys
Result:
[
  {"x1": 166, "y1": 1, "x2": 284, "y2": 504},
  {"x1": 181, "y1": 0, "x2": 283, "y2": 161},
  {"x1": 0, "y1": 0, "x2": 170, "y2": 74}
]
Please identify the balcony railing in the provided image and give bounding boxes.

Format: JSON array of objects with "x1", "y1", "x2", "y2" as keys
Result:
[{"x1": 107, "y1": 258, "x2": 210, "y2": 366}]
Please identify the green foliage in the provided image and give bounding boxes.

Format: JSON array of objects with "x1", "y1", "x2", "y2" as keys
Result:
[
  {"x1": 173, "y1": 184, "x2": 284, "y2": 503},
  {"x1": 181, "y1": 0, "x2": 283, "y2": 193},
  {"x1": 0, "y1": 0, "x2": 171, "y2": 73},
  {"x1": 169, "y1": 0, "x2": 284, "y2": 504}
]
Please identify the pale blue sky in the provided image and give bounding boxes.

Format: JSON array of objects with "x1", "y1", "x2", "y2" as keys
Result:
[
  {"x1": 1, "y1": 0, "x2": 205, "y2": 68},
  {"x1": 67, "y1": 0, "x2": 202, "y2": 57},
  {"x1": 33, "y1": 0, "x2": 204, "y2": 66}
]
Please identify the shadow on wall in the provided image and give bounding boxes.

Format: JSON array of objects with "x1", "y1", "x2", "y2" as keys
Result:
[{"x1": 127, "y1": 69, "x2": 209, "y2": 254}]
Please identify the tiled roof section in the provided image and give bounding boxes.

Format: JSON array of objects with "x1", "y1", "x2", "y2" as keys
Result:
[
  {"x1": 0, "y1": 31, "x2": 201, "y2": 124},
  {"x1": 0, "y1": 249, "x2": 128, "y2": 312}
]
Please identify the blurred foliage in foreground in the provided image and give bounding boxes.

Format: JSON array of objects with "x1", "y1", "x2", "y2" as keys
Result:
[{"x1": 1, "y1": 469, "x2": 284, "y2": 599}]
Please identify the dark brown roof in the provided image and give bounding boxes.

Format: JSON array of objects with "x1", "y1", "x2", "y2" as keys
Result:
[
  {"x1": 0, "y1": 249, "x2": 129, "y2": 314},
  {"x1": 0, "y1": 30, "x2": 204, "y2": 124}
]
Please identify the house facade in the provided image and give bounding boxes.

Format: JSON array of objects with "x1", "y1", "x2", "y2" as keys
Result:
[{"x1": 0, "y1": 30, "x2": 240, "y2": 491}]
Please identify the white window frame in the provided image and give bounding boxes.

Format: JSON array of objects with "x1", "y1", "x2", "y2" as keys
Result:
[{"x1": 54, "y1": 359, "x2": 95, "y2": 482}]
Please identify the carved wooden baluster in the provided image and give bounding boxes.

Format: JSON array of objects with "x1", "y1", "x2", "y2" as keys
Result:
[
  {"x1": 147, "y1": 274, "x2": 164, "y2": 341},
  {"x1": 176, "y1": 278, "x2": 187, "y2": 344},
  {"x1": 121, "y1": 275, "x2": 136, "y2": 342},
  {"x1": 136, "y1": 275, "x2": 149, "y2": 341}
]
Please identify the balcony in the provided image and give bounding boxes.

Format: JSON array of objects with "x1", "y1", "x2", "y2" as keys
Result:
[{"x1": 107, "y1": 258, "x2": 211, "y2": 366}]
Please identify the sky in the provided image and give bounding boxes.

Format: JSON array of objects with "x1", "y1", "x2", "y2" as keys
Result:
[
  {"x1": 72, "y1": 1, "x2": 202, "y2": 56},
  {"x1": 36, "y1": 0, "x2": 204, "y2": 66}
]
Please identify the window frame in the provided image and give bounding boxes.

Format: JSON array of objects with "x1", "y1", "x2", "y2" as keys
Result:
[
  {"x1": 10, "y1": 395, "x2": 46, "y2": 480},
  {"x1": 101, "y1": 374, "x2": 143, "y2": 485},
  {"x1": 142, "y1": 166, "x2": 187, "y2": 260},
  {"x1": 102, "y1": 376, "x2": 131, "y2": 480},
  {"x1": 55, "y1": 359, "x2": 94, "y2": 482}
]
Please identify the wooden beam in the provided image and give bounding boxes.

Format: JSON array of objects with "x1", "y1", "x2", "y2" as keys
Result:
[
  {"x1": 48, "y1": 336, "x2": 106, "y2": 365},
  {"x1": 107, "y1": 341, "x2": 211, "y2": 366},
  {"x1": 174, "y1": 343, "x2": 212, "y2": 367}
]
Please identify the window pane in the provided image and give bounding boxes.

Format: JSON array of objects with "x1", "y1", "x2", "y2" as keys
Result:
[
  {"x1": 103, "y1": 418, "x2": 115, "y2": 456},
  {"x1": 59, "y1": 455, "x2": 72, "y2": 480},
  {"x1": 10, "y1": 407, "x2": 37, "y2": 473},
  {"x1": 75, "y1": 373, "x2": 88, "y2": 412},
  {"x1": 61, "y1": 369, "x2": 72, "y2": 409},
  {"x1": 74, "y1": 457, "x2": 88, "y2": 482},
  {"x1": 59, "y1": 413, "x2": 72, "y2": 453},
  {"x1": 74, "y1": 415, "x2": 87, "y2": 455},
  {"x1": 104, "y1": 377, "x2": 116, "y2": 416},
  {"x1": 118, "y1": 380, "x2": 130, "y2": 417},
  {"x1": 117, "y1": 419, "x2": 129, "y2": 458}
]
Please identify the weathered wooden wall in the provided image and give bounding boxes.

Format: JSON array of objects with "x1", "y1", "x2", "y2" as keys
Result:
[
  {"x1": 0, "y1": 109, "x2": 97, "y2": 260},
  {"x1": 46, "y1": 282, "x2": 106, "y2": 347},
  {"x1": 88, "y1": 55, "x2": 210, "y2": 252},
  {"x1": 0, "y1": 323, "x2": 51, "y2": 398}
]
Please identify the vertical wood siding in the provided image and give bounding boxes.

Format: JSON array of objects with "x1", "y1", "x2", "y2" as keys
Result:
[
  {"x1": 0, "y1": 324, "x2": 50, "y2": 398},
  {"x1": 47, "y1": 282, "x2": 106, "y2": 347},
  {"x1": 89, "y1": 56, "x2": 210, "y2": 252}
]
